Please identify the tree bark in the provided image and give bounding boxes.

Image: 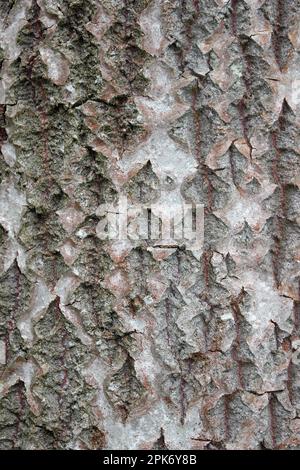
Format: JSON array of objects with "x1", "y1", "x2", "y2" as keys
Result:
[{"x1": 0, "y1": 0, "x2": 300, "y2": 450}]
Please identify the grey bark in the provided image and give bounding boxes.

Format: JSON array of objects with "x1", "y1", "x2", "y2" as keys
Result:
[{"x1": 0, "y1": 0, "x2": 300, "y2": 450}]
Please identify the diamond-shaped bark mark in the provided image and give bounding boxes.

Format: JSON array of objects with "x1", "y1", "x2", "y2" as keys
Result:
[
  {"x1": 119, "y1": 129, "x2": 197, "y2": 184},
  {"x1": 234, "y1": 138, "x2": 252, "y2": 160},
  {"x1": 242, "y1": 0, "x2": 272, "y2": 47},
  {"x1": 85, "y1": 4, "x2": 113, "y2": 42},
  {"x1": 125, "y1": 160, "x2": 160, "y2": 204},
  {"x1": 57, "y1": 204, "x2": 85, "y2": 235},
  {"x1": 265, "y1": 56, "x2": 300, "y2": 117},
  {"x1": 147, "y1": 273, "x2": 169, "y2": 302},
  {"x1": 39, "y1": 47, "x2": 70, "y2": 86},
  {"x1": 147, "y1": 246, "x2": 177, "y2": 261},
  {"x1": 106, "y1": 240, "x2": 133, "y2": 264},
  {"x1": 210, "y1": 62, "x2": 235, "y2": 91},
  {"x1": 103, "y1": 269, "x2": 130, "y2": 298},
  {"x1": 198, "y1": 22, "x2": 234, "y2": 57},
  {"x1": 205, "y1": 132, "x2": 236, "y2": 170},
  {"x1": 134, "y1": 61, "x2": 192, "y2": 127},
  {"x1": 214, "y1": 183, "x2": 276, "y2": 233},
  {"x1": 208, "y1": 96, "x2": 232, "y2": 123},
  {"x1": 31, "y1": 297, "x2": 94, "y2": 430},
  {"x1": 0, "y1": 357, "x2": 44, "y2": 416},
  {"x1": 105, "y1": 356, "x2": 146, "y2": 422},
  {"x1": 59, "y1": 239, "x2": 79, "y2": 266}
]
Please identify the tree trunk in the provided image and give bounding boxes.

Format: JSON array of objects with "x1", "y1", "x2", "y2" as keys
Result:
[{"x1": 0, "y1": 0, "x2": 300, "y2": 450}]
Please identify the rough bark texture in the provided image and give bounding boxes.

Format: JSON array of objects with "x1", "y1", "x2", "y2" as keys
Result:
[{"x1": 0, "y1": 0, "x2": 300, "y2": 450}]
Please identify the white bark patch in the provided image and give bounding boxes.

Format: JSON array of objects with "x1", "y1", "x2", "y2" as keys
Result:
[
  {"x1": 39, "y1": 47, "x2": 70, "y2": 86},
  {"x1": 139, "y1": 0, "x2": 168, "y2": 56},
  {"x1": 0, "y1": 0, "x2": 32, "y2": 103},
  {"x1": 54, "y1": 273, "x2": 80, "y2": 304},
  {"x1": 1, "y1": 143, "x2": 16, "y2": 167},
  {"x1": 241, "y1": 270, "x2": 293, "y2": 338},
  {"x1": 264, "y1": 56, "x2": 300, "y2": 118},
  {"x1": 18, "y1": 280, "x2": 55, "y2": 344},
  {"x1": 0, "y1": 178, "x2": 26, "y2": 236},
  {"x1": 0, "y1": 1, "x2": 32, "y2": 61},
  {"x1": 214, "y1": 185, "x2": 276, "y2": 232},
  {"x1": 84, "y1": 358, "x2": 201, "y2": 449},
  {"x1": 0, "y1": 239, "x2": 18, "y2": 276},
  {"x1": 0, "y1": 237, "x2": 27, "y2": 276},
  {"x1": 119, "y1": 129, "x2": 197, "y2": 183},
  {"x1": 0, "y1": 340, "x2": 6, "y2": 365},
  {"x1": 59, "y1": 239, "x2": 79, "y2": 265}
]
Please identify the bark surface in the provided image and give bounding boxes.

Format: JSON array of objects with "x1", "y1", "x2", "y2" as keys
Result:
[{"x1": 0, "y1": 0, "x2": 300, "y2": 450}]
